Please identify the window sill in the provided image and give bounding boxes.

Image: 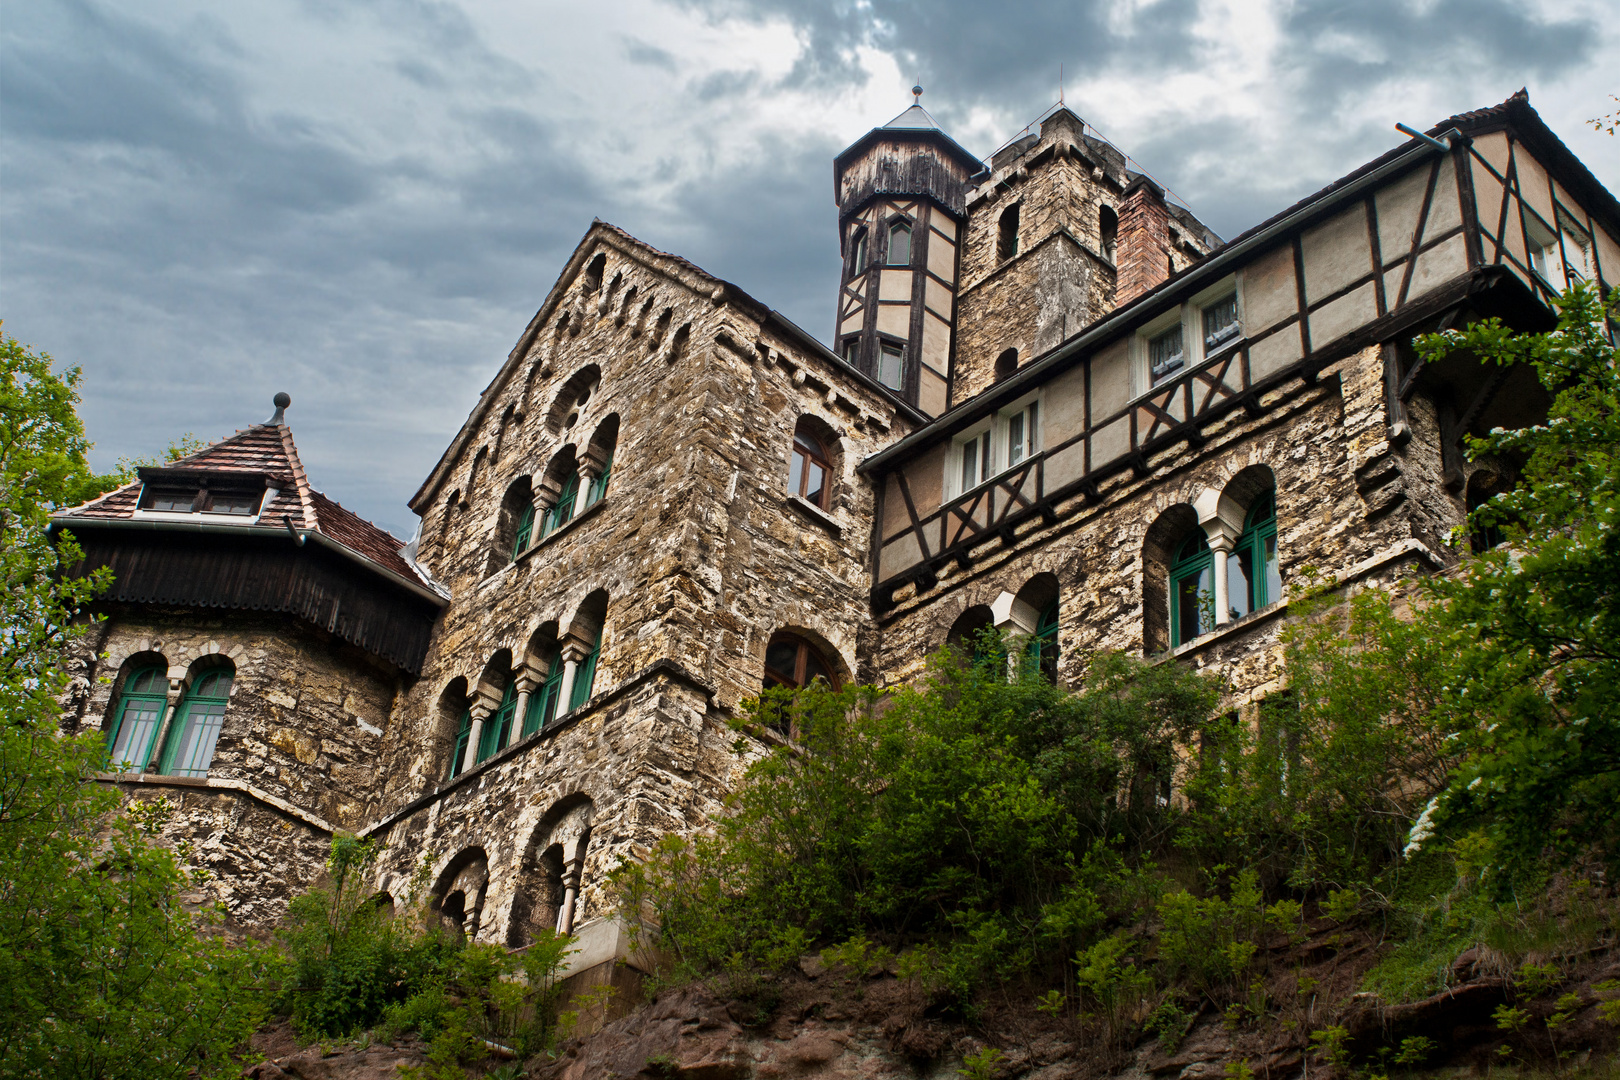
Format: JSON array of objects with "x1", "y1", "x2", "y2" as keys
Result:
[
  {"x1": 514, "y1": 496, "x2": 608, "y2": 564},
  {"x1": 785, "y1": 494, "x2": 842, "y2": 537}
]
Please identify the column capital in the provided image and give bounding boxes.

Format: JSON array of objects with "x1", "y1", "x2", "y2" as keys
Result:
[{"x1": 559, "y1": 636, "x2": 594, "y2": 665}]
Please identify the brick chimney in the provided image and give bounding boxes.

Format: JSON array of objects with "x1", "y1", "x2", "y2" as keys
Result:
[{"x1": 1114, "y1": 176, "x2": 1172, "y2": 307}]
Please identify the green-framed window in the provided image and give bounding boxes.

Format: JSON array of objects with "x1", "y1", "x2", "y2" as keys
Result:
[
  {"x1": 159, "y1": 668, "x2": 233, "y2": 777},
  {"x1": 523, "y1": 655, "x2": 565, "y2": 737},
  {"x1": 106, "y1": 666, "x2": 167, "y2": 774},
  {"x1": 511, "y1": 503, "x2": 535, "y2": 561},
  {"x1": 1227, "y1": 491, "x2": 1281, "y2": 621},
  {"x1": 479, "y1": 681, "x2": 518, "y2": 762},
  {"x1": 586, "y1": 452, "x2": 613, "y2": 507},
  {"x1": 448, "y1": 709, "x2": 472, "y2": 778},
  {"x1": 569, "y1": 630, "x2": 602, "y2": 712},
  {"x1": 1169, "y1": 532, "x2": 1216, "y2": 648},
  {"x1": 540, "y1": 471, "x2": 580, "y2": 539},
  {"x1": 1026, "y1": 601, "x2": 1059, "y2": 682}
]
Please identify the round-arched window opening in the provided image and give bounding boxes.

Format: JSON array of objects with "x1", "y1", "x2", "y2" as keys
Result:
[
  {"x1": 789, "y1": 429, "x2": 832, "y2": 509},
  {"x1": 763, "y1": 633, "x2": 837, "y2": 691},
  {"x1": 1169, "y1": 532, "x2": 1215, "y2": 648}
]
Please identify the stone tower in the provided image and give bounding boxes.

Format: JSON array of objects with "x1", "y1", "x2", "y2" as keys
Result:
[
  {"x1": 950, "y1": 106, "x2": 1220, "y2": 402},
  {"x1": 832, "y1": 91, "x2": 982, "y2": 417}
]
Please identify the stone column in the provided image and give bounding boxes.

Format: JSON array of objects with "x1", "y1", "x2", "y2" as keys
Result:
[
  {"x1": 554, "y1": 637, "x2": 592, "y2": 717},
  {"x1": 145, "y1": 672, "x2": 188, "y2": 771},
  {"x1": 461, "y1": 702, "x2": 491, "y2": 775},
  {"x1": 990, "y1": 590, "x2": 1040, "y2": 678},
  {"x1": 1209, "y1": 535, "x2": 1236, "y2": 626},
  {"x1": 555, "y1": 832, "x2": 591, "y2": 935},
  {"x1": 507, "y1": 668, "x2": 540, "y2": 750},
  {"x1": 1194, "y1": 486, "x2": 1246, "y2": 627},
  {"x1": 579, "y1": 444, "x2": 611, "y2": 506}
]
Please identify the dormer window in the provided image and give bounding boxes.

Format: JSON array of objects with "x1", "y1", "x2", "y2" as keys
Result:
[
  {"x1": 1202, "y1": 294, "x2": 1241, "y2": 352},
  {"x1": 139, "y1": 485, "x2": 263, "y2": 516},
  {"x1": 1149, "y1": 325, "x2": 1185, "y2": 384},
  {"x1": 205, "y1": 492, "x2": 262, "y2": 516},
  {"x1": 145, "y1": 489, "x2": 197, "y2": 513}
]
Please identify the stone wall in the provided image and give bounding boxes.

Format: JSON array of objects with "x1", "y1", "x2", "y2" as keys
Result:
[{"x1": 69, "y1": 607, "x2": 401, "y2": 924}]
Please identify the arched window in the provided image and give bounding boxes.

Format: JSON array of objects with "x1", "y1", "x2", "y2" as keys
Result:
[
  {"x1": 513, "y1": 503, "x2": 535, "y2": 557},
  {"x1": 541, "y1": 469, "x2": 580, "y2": 539},
  {"x1": 160, "y1": 665, "x2": 233, "y2": 777},
  {"x1": 1170, "y1": 532, "x2": 1216, "y2": 648},
  {"x1": 107, "y1": 665, "x2": 166, "y2": 773},
  {"x1": 763, "y1": 633, "x2": 836, "y2": 691},
  {"x1": 448, "y1": 709, "x2": 472, "y2": 779},
  {"x1": 998, "y1": 205, "x2": 1020, "y2": 262},
  {"x1": 848, "y1": 227, "x2": 868, "y2": 278},
  {"x1": 525, "y1": 654, "x2": 565, "y2": 737},
  {"x1": 887, "y1": 221, "x2": 912, "y2": 266},
  {"x1": 1227, "y1": 491, "x2": 1281, "y2": 621},
  {"x1": 1099, "y1": 205, "x2": 1118, "y2": 263},
  {"x1": 584, "y1": 415, "x2": 619, "y2": 508},
  {"x1": 478, "y1": 681, "x2": 518, "y2": 763},
  {"x1": 789, "y1": 427, "x2": 832, "y2": 509},
  {"x1": 569, "y1": 627, "x2": 602, "y2": 712},
  {"x1": 1027, "y1": 600, "x2": 1059, "y2": 682}
]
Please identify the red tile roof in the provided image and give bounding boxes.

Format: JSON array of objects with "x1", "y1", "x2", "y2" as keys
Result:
[{"x1": 56, "y1": 419, "x2": 433, "y2": 591}]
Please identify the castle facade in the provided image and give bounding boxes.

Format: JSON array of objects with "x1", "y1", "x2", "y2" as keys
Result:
[{"x1": 55, "y1": 91, "x2": 1619, "y2": 987}]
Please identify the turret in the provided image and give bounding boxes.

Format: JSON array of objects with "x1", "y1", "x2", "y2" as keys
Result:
[{"x1": 832, "y1": 89, "x2": 982, "y2": 417}]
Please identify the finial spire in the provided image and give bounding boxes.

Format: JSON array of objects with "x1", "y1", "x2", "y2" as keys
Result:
[{"x1": 267, "y1": 391, "x2": 291, "y2": 427}]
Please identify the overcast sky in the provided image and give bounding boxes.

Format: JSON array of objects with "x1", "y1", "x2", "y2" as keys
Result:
[{"x1": 5, "y1": 0, "x2": 1617, "y2": 538}]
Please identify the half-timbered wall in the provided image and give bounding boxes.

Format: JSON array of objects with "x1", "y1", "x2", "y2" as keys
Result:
[{"x1": 868, "y1": 136, "x2": 1549, "y2": 593}]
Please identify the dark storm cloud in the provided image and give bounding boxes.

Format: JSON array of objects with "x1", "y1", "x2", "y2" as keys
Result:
[
  {"x1": 2, "y1": 0, "x2": 608, "y2": 536},
  {"x1": 2, "y1": 0, "x2": 1610, "y2": 536}
]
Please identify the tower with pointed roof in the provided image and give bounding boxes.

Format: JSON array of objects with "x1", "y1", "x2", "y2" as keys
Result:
[{"x1": 832, "y1": 89, "x2": 983, "y2": 416}]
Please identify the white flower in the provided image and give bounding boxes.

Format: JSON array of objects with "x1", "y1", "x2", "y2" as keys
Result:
[{"x1": 1404, "y1": 797, "x2": 1440, "y2": 858}]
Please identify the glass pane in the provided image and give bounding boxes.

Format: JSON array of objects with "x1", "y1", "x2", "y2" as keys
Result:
[
  {"x1": 1202, "y1": 294, "x2": 1240, "y2": 349},
  {"x1": 193, "y1": 670, "x2": 232, "y2": 698},
  {"x1": 801, "y1": 649, "x2": 831, "y2": 685},
  {"x1": 843, "y1": 340, "x2": 859, "y2": 364},
  {"x1": 1173, "y1": 563, "x2": 1214, "y2": 646},
  {"x1": 1150, "y1": 326, "x2": 1184, "y2": 383},
  {"x1": 129, "y1": 668, "x2": 162, "y2": 694},
  {"x1": 887, "y1": 223, "x2": 910, "y2": 265},
  {"x1": 980, "y1": 434, "x2": 992, "y2": 482},
  {"x1": 804, "y1": 462, "x2": 826, "y2": 507},
  {"x1": 149, "y1": 491, "x2": 194, "y2": 512},
  {"x1": 570, "y1": 643, "x2": 599, "y2": 710},
  {"x1": 168, "y1": 702, "x2": 225, "y2": 777},
  {"x1": 788, "y1": 450, "x2": 805, "y2": 496},
  {"x1": 852, "y1": 232, "x2": 867, "y2": 275},
  {"x1": 1264, "y1": 533, "x2": 1281, "y2": 608},
  {"x1": 765, "y1": 640, "x2": 799, "y2": 684},
  {"x1": 206, "y1": 492, "x2": 261, "y2": 515},
  {"x1": 879, "y1": 345, "x2": 904, "y2": 390},
  {"x1": 1007, "y1": 412, "x2": 1024, "y2": 466},
  {"x1": 961, "y1": 442, "x2": 977, "y2": 492},
  {"x1": 1230, "y1": 547, "x2": 1252, "y2": 621},
  {"x1": 109, "y1": 698, "x2": 162, "y2": 772}
]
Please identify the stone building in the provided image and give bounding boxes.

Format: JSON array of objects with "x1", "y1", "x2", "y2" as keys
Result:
[{"x1": 55, "y1": 90, "x2": 1619, "y2": 988}]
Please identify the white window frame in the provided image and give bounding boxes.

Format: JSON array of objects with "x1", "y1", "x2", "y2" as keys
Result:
[
  {"x1": 1526, "y1": 212, "x2": 1562, "y2": 285},
  {"x1": 1555, "y1": 205, "x2": 1593, "y2": 282},
  {"x1": 1129, "y1": 275, "x2": 1243, "y2": 396},
  {"x1": 946, "y1": 390, "x2": 1042, "y2": 499},
  {"x1": 131, "y1": 483, "x2": 277, "y2": 524}
]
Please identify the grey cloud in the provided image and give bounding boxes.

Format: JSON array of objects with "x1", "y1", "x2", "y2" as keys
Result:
[{"x1": 623, "y1": 38, "x2": 678, "y2": 70}]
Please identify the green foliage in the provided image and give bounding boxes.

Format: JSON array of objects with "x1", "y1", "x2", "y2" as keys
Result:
[
  {"x1": 276, "y1": 836, "x2": 581, "y2": 1065},
  {"x1": 613, "y1": 647, "x2": 1217, "y2": 1003},
  {"x1": 1410, "y1": 283, "x2": 1620, "y2": 875},
  {"x1": 960, "y1": 1045, "x2": 1004, "y2": 1080},
  {"x1": 0, "y1": 332, "x2": 276, "y2": 1078}
]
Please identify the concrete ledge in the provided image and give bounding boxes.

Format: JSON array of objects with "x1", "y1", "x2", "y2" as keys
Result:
[{"x1": 95, "y1": 772, "x2": 339, "y2": 834}]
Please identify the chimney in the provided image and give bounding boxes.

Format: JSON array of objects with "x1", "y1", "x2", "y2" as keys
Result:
[{"x1": 1114, "y1": 176, "x2": 1172, "y2": 307}]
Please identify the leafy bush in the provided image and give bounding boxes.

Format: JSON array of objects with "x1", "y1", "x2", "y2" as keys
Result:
[{"x1": 614, "y1": 647, "x2": 1216, "y2": 1003}]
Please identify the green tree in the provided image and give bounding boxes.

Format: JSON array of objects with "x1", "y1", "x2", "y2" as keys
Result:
[
  {"x1": 0, "y1": 331, "x2": 274, "y2": 1078},
  {"x1": 1413, "y1": 282, "x2": 1620, "y2": 874}
]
